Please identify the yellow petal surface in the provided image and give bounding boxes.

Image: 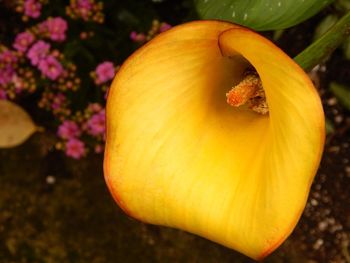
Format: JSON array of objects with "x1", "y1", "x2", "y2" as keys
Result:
[
  {"x1": 104, "y1": 21, "x2": 325, "y2": 260},
  {"x1": 0, "y1": 100, "x2": 36, "y2": 148}
]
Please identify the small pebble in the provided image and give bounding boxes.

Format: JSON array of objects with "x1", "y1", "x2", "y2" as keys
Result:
[
  {"x1": 324, "y1": 208, "x2": 331, "y2": 215},
  {"x1": 313, "y1": 191, "x2": 321, "y2": 198},
  {"x1": 313, "y1": 239, "x2": 324, "y2": 250},
  {"x1": 46, "y1": 175, "x2": 56, "y2": 185},
  {"x1": 318, "y1": 221, "x2": 328, "y2": 231},
  {"x1": 345, "y1": 166, "x2": 350, "y2": 174},
  {"x1": 322, "y1": 196, "x2": 330, "y2": 203},
  {"x1": 328, "y1": 217, "x2": 335, "y2": 225},
  {"x1": 327, "y1": 97, "x2": 337, "y2": 106},
  {"x1": 310, "y1": 199, "x2": 318, "y2": 206},
  {"x1": 330, "y1": 224, "x2": 343, "y2": 233},
  {"x1": 334, "y1": 115, "x2": 343, "y2": 123}
]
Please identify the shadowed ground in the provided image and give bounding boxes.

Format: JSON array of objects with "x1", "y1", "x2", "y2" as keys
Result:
[{"x1": 0, "y1": 129, "x2": 349, "y2": 262}]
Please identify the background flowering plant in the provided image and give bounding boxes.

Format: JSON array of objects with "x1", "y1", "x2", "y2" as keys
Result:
[{"x1": 0, "y1": 0, "x2": 172, "y2": 159}]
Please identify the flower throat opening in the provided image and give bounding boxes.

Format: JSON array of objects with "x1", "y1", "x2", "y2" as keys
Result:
[{"x1": 226, "y1": 69, "x2": 269, "y2": 115}]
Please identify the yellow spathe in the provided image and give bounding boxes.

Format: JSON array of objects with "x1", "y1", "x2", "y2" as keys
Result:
[{"x1": 104, "y1": 21, "x2": 325, "y2": 260}]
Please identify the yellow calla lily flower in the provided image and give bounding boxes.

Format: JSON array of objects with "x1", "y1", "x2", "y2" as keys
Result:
[{"x1": 104, "y1": 20, "x2": 325, "y2": 260}]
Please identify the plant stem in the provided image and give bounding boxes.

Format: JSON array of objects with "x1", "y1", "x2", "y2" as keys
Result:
[{"x1": 294, "y1": 11, "x2": 350, "y2": 71}]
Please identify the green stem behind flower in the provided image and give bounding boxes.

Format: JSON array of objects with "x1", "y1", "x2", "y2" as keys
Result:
[{"x1": 294, "y1": 11, "x2": 350, "y2": 71}]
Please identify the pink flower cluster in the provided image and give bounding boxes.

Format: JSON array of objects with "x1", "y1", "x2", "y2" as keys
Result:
[
  {"x1": 58, "y1": 120, "x2": 81, "y2": 139},
  {"x1": 0, "y1": 46, "x2": 37, "y2": 99},
  {"x1": 66, "y1": 0, "x2": 104, "y2": 23},
  {"x1": 27, "y1": 40, "x2": 50, "y2": 65},
  {"x1": 39, "y1": 17, "x2": 68, "y2": 42},
  {"x1": 1, "y1": 16, "x2": 70, "y2": 101},
  {"x1": 83, "y1": 103, "x2": 106, "y2": 143},
  {"x1": 5, "y1": 1, "x2": 114, "y2": 159},
  {"x1": 87, "y1": 109, "x2": 105, "y2": 136},
  {"x1": 13, "y1": 31, "x2": 35, "y2": 53},
  {"x1": 57, "y1": 120, "x2": 85, "y2": 159},
  {"x1": 0, "y1": 49, "x2": 18, "y2": 65},
  {"x1": 159, "y1": 23, "x2": 172, "y2": 32},
  {"x1": 24, "y1": 0, "x2": 42, "y2": 19},
  {"x1": 94, "y1": 61, "x2": 115, "y2": 85},
  {"x1": 55, "y1": 103, "x2": 106, "y2": 159},
  {"x1": 66, "y1": 138, "x2": 86, "y2": 159},
  {"x1": 38, "y1": 91, "x2": 70, "y2": 117},
  {"x1": 27, "y1": 40, "x2": 64, "y2": 80},
  {"x1": 130, "y1": 20, "x2": 172, "y2": 43},
  {"x1": 0, "y1": 49, "x2": 18, "y2": 96},
  {"x1": 0, "y1": 66, "x2": 14, "y2": 87},
  {"x1": 0, "y1": 89, "x2": 7, "y2": 100},
  {"x1": 130, "y1": 31, "x2": 146, "y2": 43},
  {"x1": 51, "y1": 93, "x2": 67, "y2": 111},
  {"x1": 38, "y1": 55, "x2": 64, "y2": 80}
]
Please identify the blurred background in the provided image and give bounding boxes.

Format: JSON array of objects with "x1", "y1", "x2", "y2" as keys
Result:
[{"x1": 0, "y1": 0, "x2": 349, "y2": 262}]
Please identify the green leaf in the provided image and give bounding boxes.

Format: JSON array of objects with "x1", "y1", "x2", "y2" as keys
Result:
[
  {"x1": 330, "y1": 82, "x2": 350, "y2": 111},
  {"x1": 195, "y1": 0, "x2": 334, "y2": 31},
  {"x1": 335, "y1": 0, "x2": 350, "y2": 12},
  {"x1": 295, "y1": 11, "x2": 350, "y2": 71},
  {"x1": 342, "y1": 36, "x2": 350, "y2": 60},
  {"x1": 313, "y1": 15, "x2": 339, "y2": 41}
]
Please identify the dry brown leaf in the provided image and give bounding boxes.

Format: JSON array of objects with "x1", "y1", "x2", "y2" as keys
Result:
[{"x1": 0, "y1": 100, "x2": 36, "y2": 148}]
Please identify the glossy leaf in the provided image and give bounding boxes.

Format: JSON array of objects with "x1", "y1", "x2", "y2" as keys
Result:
[
  {"x1": 0, "y1": 100, "x2": 36, "y2": 148},
  {"x1": 195, "y1": 0, "x2": 333, "y2": 31}
]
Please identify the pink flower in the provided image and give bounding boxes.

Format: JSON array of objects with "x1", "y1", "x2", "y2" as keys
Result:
[
  {"x1": 0, "y1": 50, "x2": 18, "y2": 64},
  {"x1": 76, "y1": 0, "x2": 93, "y2": 19},
  {"x1": 94, "y1": 144, "x2": 104, "y2": 154},
  {"x1": 76, "y1": 0, "x2": 93, "y2": 9},
  {"x1": 0, "y1": 89, "x2": 7, "y2": 100},
  {"x1": 27, "y1": 40, "x2": 50, "y2": 66},
  {"x1": 24, "y1": 0, "x2": 42, "y2": 18},
  {"x1": 95, "y1": 61, "x2": 115, "y2": 84},
  {"x1": 65, "y1": 138, "x2": 86, "y2": 159},
  {"x1": 130, "y1": 31, "x2": 146, "y2": 43},
  {"x1": 13, "y1": 31, "x2": 35, "y2": 52},
  {"x1": 159, "y1": 23, "x2": 172, "y2": 32},
  {"x1": 57, "y1": 120, "x2": 81, "y2": 139},
  {"x1": 39, "y1": 17, "x2": 68, "y2": 42},
  {"x1": 38, "y1": 55, "x2": 64, "y2": 80},
  {"x1": 12, "y1": 74, "x2": 25, "y2": 93},
  {"x1": 0, "y1": 66, "x2": 15, "y2": 86},
  {"x1": 52, "y1": 93, "x2": 66, "y2": 110},
  {"x1": 88, "y1": 103, "x2": 103, "y2": 112},
  {"x1": 87, "y1": 109, "x2": 106, "y2": 136}
]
